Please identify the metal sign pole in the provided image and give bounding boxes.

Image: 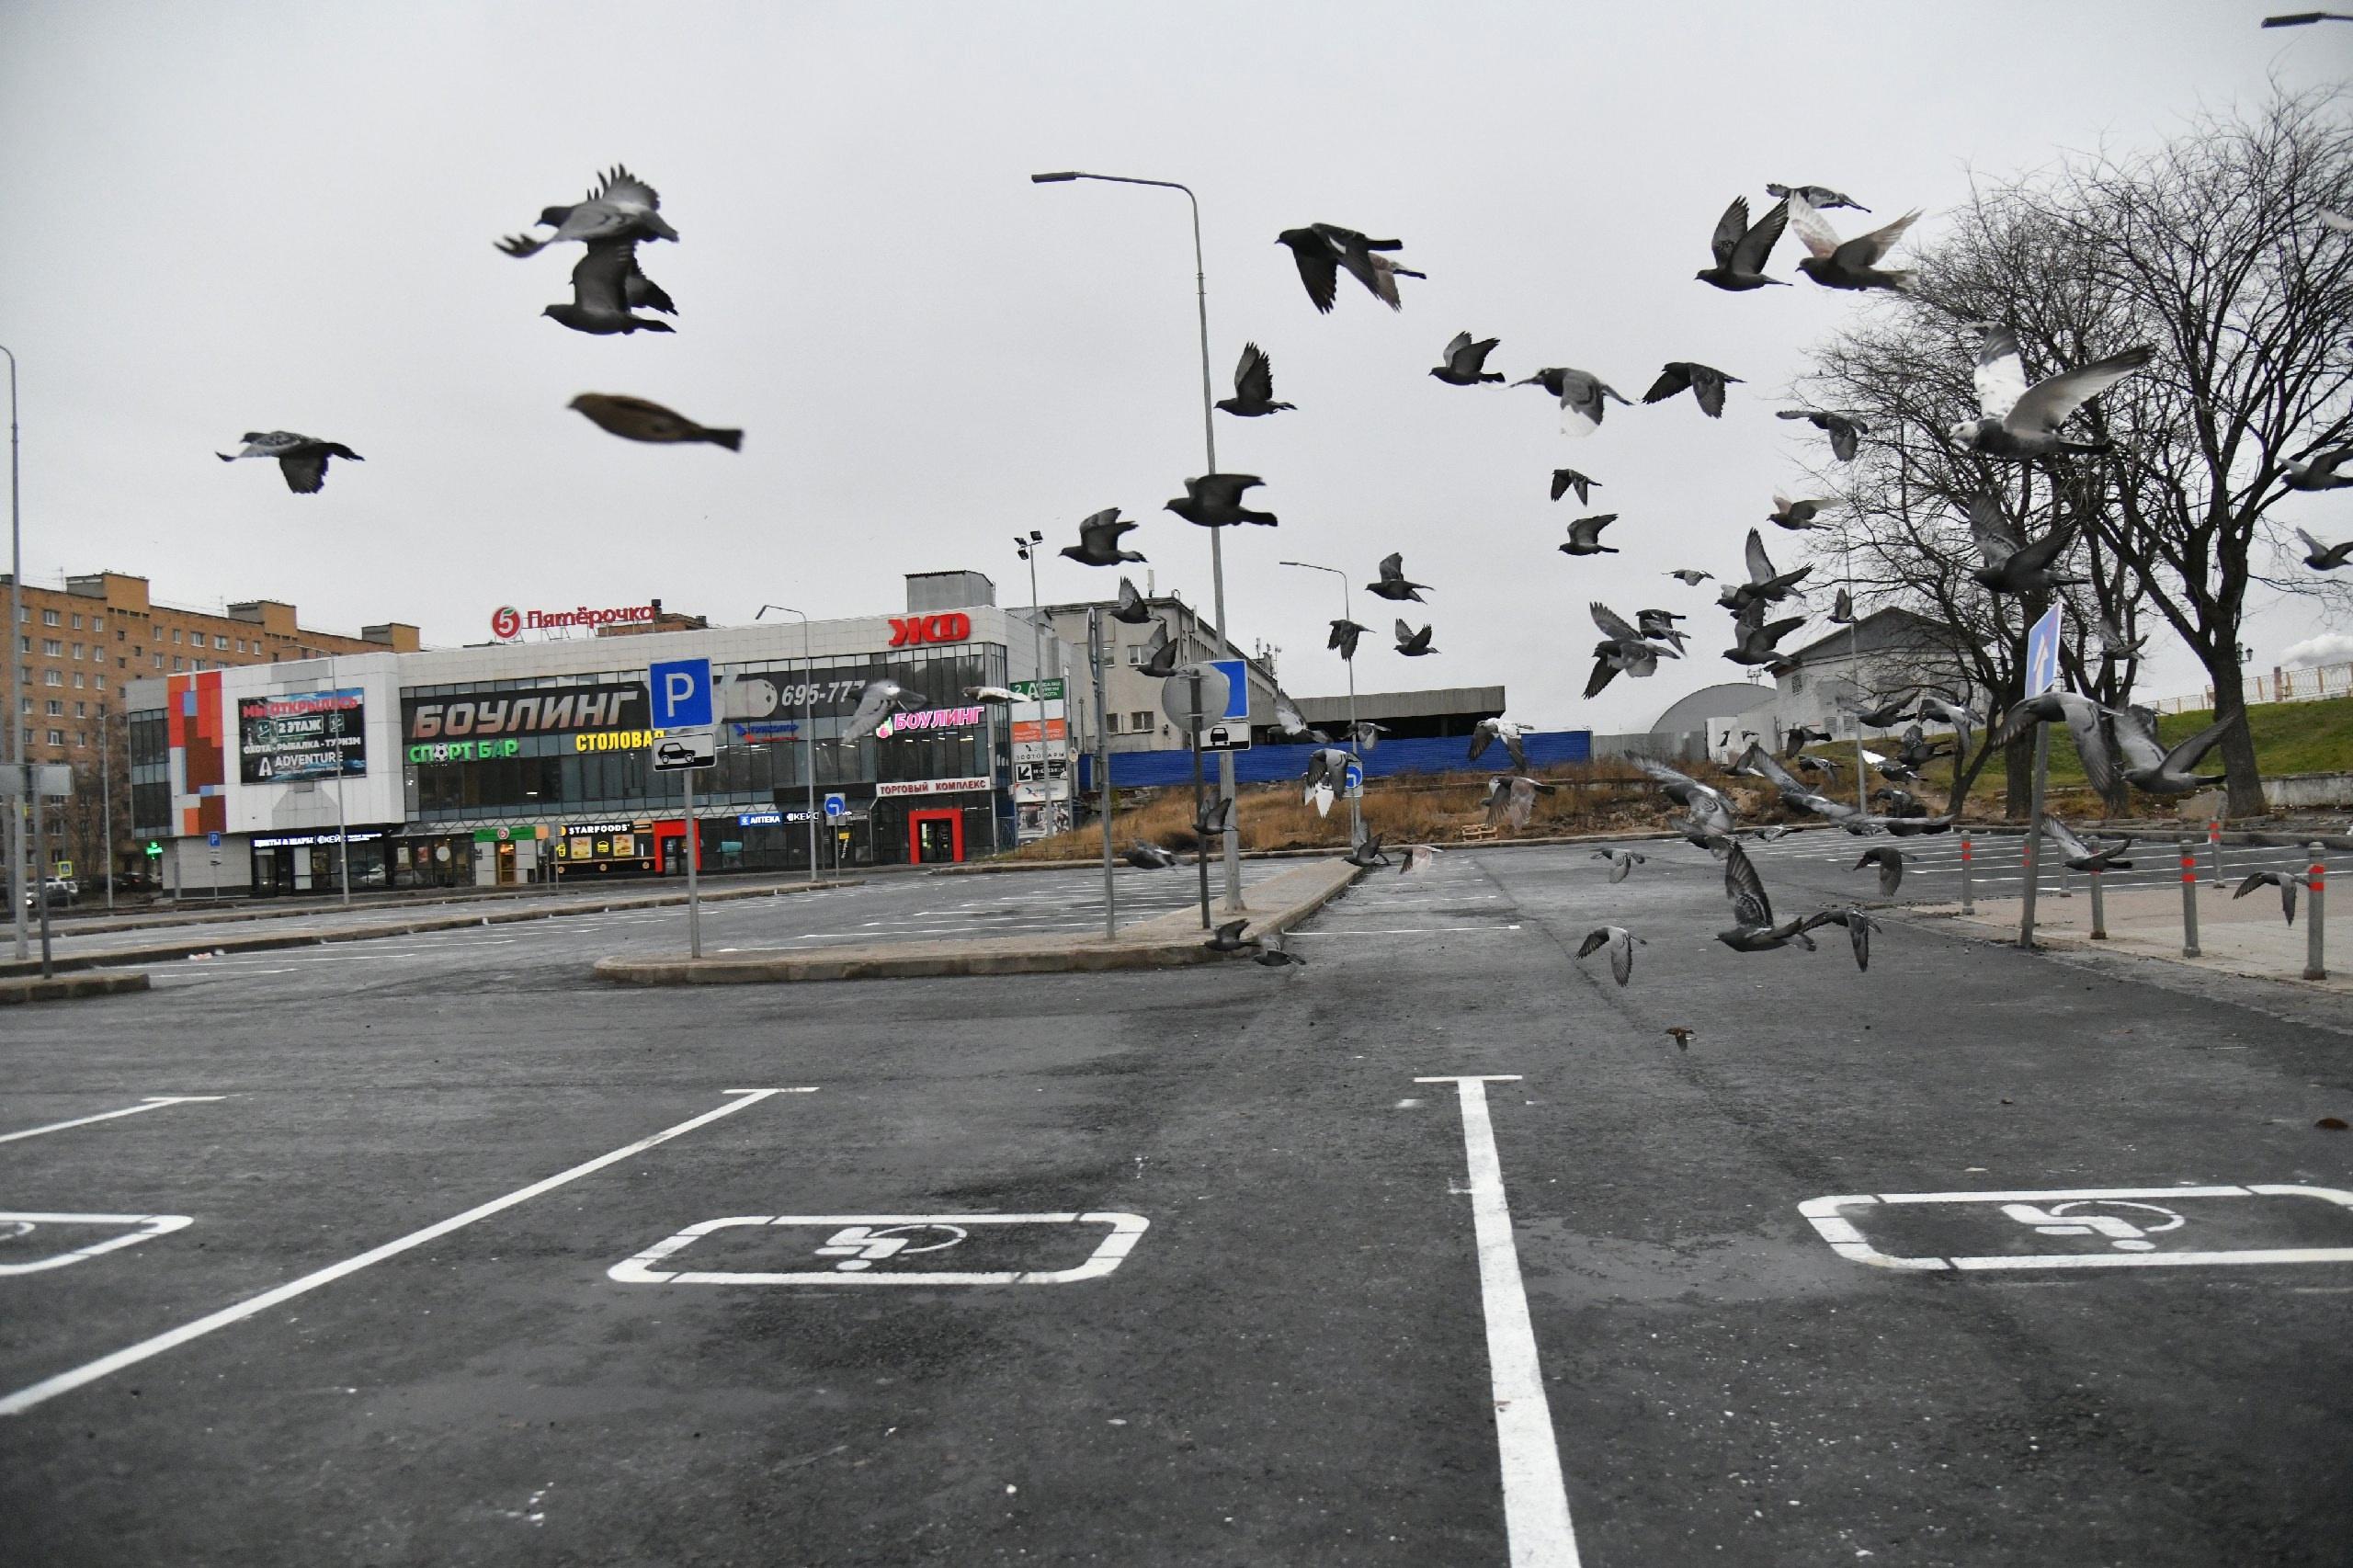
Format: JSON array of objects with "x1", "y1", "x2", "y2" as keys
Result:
[
  {"x1": 31, "y1": 778, "x2": 51, "y2": 977},
  {"x1": 2018, "y1": 724, "x2": 2050, "y2": 949},
  {"x1": 1191, "y1": 667, "x2": 1210, "y2": 930},
  {"x1": 1091, "y1": 608, "x2": 1115, "y2": 938},
  {"x1": 2088, "y1": 864, "x2": 2107, "y2": 940},
  {"x1": 683, "y1": 765, "x2": 702, "y2": 959},
  {"x1": 100, "y1": 715, "x2": 114, "y2": 913}
]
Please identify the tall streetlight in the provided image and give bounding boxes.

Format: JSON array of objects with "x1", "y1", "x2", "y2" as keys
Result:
[
  {"x1": 5, "y1": 345, "x2": 23, "y2": 960},
  {"x1": 1279, "y1": 560, "x2": 1362, "y2": 845},
  {"x1": 1031, "y1": 169, "x2": 1243, "y2": 913},
  {"x1": 756, "y1": 605, "x2": 819, "y2": 881},
  {"x1": 1013, "y1": 531, "x2": 1053, "y2": 845}
]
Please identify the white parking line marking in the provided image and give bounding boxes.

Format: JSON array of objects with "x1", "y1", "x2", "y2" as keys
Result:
[
  {"x1": 0, "y1": 1212, "x2": 194, "y2": 1275},
  {"x1": 1416, "y1": 1074, "x2": 1582, "y2": 1567},
  {"x1": 1290, "y1": 926, "x2": 1523, "y2": 937},
  {"x1": 0, "y1": 1087, "x2": 816, "y2": 1418},
  {"x1": 0, "y1": 1096, "x2": 228, "y2": 1146}
]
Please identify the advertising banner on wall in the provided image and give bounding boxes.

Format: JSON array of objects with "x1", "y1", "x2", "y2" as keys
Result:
[
  {"x1": 403, "y1": 682, "x2": 647, "y2": 742},
  {"x1": 238, "y1": 689, "x2": 367, "y2": 783}
]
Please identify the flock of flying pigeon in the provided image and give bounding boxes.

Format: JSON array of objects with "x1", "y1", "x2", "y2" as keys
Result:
[{"x1": 217, "y1": 166, "x2": 740, "y2": 494}]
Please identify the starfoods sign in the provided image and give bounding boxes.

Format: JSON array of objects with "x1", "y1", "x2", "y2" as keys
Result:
[{"x1": 492, "y1": 602, "x2": 660, "y2": 640}]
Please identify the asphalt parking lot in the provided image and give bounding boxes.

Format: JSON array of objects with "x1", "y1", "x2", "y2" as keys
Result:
[{"x1": 6, "y1": 840, "x2": 2349, "y2": 1566}]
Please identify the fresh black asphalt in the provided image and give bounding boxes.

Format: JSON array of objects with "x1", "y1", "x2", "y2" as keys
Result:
[{"x1": 4, "y1": 838, "x2": 2348, "y2": 1565}]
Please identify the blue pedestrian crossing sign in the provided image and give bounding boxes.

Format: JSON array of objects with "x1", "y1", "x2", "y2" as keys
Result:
[
  {"x1": 649, "y1": 657, "x2": 714, "y2": 730},
  {"x1": 2025, "y1": 605, "x2": 2063, "y2": 697},
  {"x1": 824, "y1": 792, "x2": 847, "y2": 820}
]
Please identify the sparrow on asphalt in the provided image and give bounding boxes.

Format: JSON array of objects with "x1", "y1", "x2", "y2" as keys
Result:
[
  {"x1": 216, "y1": 432, "x2": 364, "y2": 494},
  {"x1": 567, "y1": 393, "x2": 741, "y2": 449}
]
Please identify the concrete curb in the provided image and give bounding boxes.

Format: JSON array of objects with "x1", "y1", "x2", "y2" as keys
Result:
[
  {"x1": 593, "y1": 858, "x2": 1364, "y2": 985},
  {"x1": 0, "y1": 880, "x2": 861, "y2": 980},
  {"x1": 0, "y1": 971, "x2": 151, "y2": 1006}
]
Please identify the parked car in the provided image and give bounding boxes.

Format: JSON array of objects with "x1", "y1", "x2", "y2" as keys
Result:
[{"x1": 24, "y1": 877, "x2": 76, "y2": 910}]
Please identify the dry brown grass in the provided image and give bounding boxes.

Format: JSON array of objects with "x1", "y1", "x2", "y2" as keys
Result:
[{"x1": 1008, "y1": 758, "x2": 1715, "y2": 860}]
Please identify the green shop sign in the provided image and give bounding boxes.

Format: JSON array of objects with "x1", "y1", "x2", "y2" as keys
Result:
[
  {"x1": 1010, "y1": 678, "x2": 1064, "y2": 700},
  {"x1": 409, "y1": 738, "x2": 522, "y2": 765}
]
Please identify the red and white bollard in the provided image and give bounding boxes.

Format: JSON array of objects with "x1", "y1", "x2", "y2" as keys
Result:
[
  {"x1": 2178, "y1": 839, "x2": 2201, "y2": 958},
  {"x1": 1959, "y1": 832, "x2": 1974, "y2": 915},
  {"x1": 2308, "y1": 844, "x2": 2327, "y2": 983},
  {"x1": 2208, "y1": 818, "x2": 2223, "y2": 886}
]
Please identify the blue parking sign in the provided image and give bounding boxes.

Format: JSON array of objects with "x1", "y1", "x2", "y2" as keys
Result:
[{"x1": 649, "y1": 658, "x2": 713, "y2": 729}]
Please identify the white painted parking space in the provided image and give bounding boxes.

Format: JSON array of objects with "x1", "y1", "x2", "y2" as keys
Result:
[
  {"x1": 608, "y1": 1211, "x2": 1148, "y2": 1286},
  {"x1": 0, "y1": 1212, "x2": 194, "y2": 1276},
  {"x1": 1417, "y1": 1074, "x2": 1583, "y2": 1568},
  {"x1": 1801, "y1": 1185, "x2": 2353, "y2": 1271},
  {"x1": 0, "y1": 1087, "x2": 817, "y2": 1418},
  {"x1": 0, "y1": 1096, "x2": 227, "y2": 1145}
]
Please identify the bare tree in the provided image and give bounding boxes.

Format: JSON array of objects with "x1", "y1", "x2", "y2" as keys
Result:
[{"x1": 1800, "y1": 88, "x2": 2353, "y2": 817}]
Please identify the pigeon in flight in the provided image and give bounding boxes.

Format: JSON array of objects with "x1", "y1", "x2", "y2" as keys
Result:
[
  {"x1": 1854, "y1": 693, "x2": 1917, "y2": 729},
  {"x1": 1996, "y1": 694, "x2": 2235, "y2": 797},
  {"x1": 2234, "y1": 869, "x2": 2310, "y2": 926},
  {"x1": 1063, "y1": 508, "x2": 1146, "y2": 566},
  {"x1": 1111, "y1": 575, "x2": 1156, "y2": 622},
  {"x1": 567, "y1": 393, "x2": 741, "y2": 450},
  {"x1": 1346, "y1": 835, "x2": 1392, "y2": 869},
  {"x1": 1806, "y1": 908, "x2": 1880, "y2": 971},
  {"x1": 1277, "y1": 223, "x2": 1423, "y2": 312},
  {"x1": 1367, "y1": 553, "x2": 1431, "y2": 602},
  {"x1": 843, "y1": 679, "x2": 913, "y2": 743},
  {"x1": 1950, "y1": 328, "x2": 2155, "y2": 460},
  {"x1": 1643, "y1": 362, "x2": 1743, "y2": 418},
  {"x1": 1196, "y1": 797, "x2": 1236, "y2": 838},
  {"x1": 2296, "y1": 528, "x2": 2353, "y2": 569},
  {"x1": 1666, "y1": 568, "x2": 1715, "y2": 586},
  {"x1": 2041, "y1": 813, "x2": 2133, "y2": 872},
  {"x1": 1216, "y1": 343, "x2": 1294, "y2": 417},
  {"x1": 1137, "y1": 620, "x2": 1185, "y2": 678},
  {"x1": 1593, "y1": 847, "x2": 1646, "y2": 883},
  {"x1": 1270, "y1": 691, "x2": 1324, "y2": 743},
  {"x1": 1468, "y1": 718, "x2": 1529, "y2": 771},
  {"x1": 1718, "y1": 529, "x2": 1813, "y2": 612},
  {"x1": 1328, "y1": 618, "x2": 1371, "y2": 659},
  {"x1": 1968, "y1": 495, "x2": 2086, "y2": 595},
  {"x1": 1399, "y1": 844, "x2": 1444, "y2": 875},
  {"x1": 1914, "y1": 694, "x2": 1982, "y2": 759},
  {"x1": 497, "y1": 165, "x2": 679, "y2": 257},
  {"x1": 1204, "y1": 918, "x2": 1256, "y2": 953},
  {"x1": 1576, "y1": 926, "x2": 1645, "y2": 986},
  {"x1": 1777, "y1": 408, "x2": 1868, "y2": 461},
  {"x1": 216, "y1": 432, "x2": 363, "y2": 494},
  {"x1": 962, "y1": 685, "x2": 1024, "y2": 703},
  {"x1": 1483, "y1": 775, "x2": 1554, "y2": 831},
  {"x1": 1716, "y1": 840, "x2": 1823, "y2": 953},
  {"x1": 1303, "y1": 746, "x2": 1356, "y2": 816},
  {"x1": 1516, "y1": 367, "x2": 1632, "y2": 437},
  {"x1": 1768, "y1": 493, "x2": 1836, "y2": 530},
  {"x1": 1766, "y1": 183, "x2": 1869, "y2": 212},
  {"x1": 1125, "y1": 842, "x2": 1179, "y2": 869},
  {"x1": 1634, "y1": 756, "x2": 1737, "y2": 843},
  {"x1": 1724, "y1": 601, "x2": 1807, "y2": 667},
  {"x1": 1695, "y1": 196, "x2": 1790, "y2": 291},
  {"x1": 1394, "y1": 619, "x2": 1438, "y2": 656},
  {"x1": 1349, "y1": 720, "x2": 1389, "y2": 749},
  {"x1": 1588, "y1": 603, "x2": 1678, "y2": 696},
  {"x1": 1250, "y1": 936, "x2": 1307, "y2": 968},
  {"x1": 1829, "y1": 586, "x2": 1857, "y2": 624},
  {"x1": 1431, "y1": 332, "x2": 1506, "y2": 386},
  {"x1": 1782, "y1": 723, "x2": 1833, "y2": 757},
  {"x1": 1854, "y1": 846, "x2": 1904, "y2": 897},
  {"x1": 1635, "y1": 608, "x2": 1688, "y2": 653},
  {"x1": 2284, "y1": 448, "x2": 2353, "y2": 492},
  {"x1": 1551, "y1": 469, "x2": 1601, "y2": 505},
  {"x1": 1560, "y1": 514, "x2": 1620, "y2": 557},
  {"x1": 1166, "y1": 473, "x2": 1277, "y2": 528},
  {"x1": 543, "y1": 237, "x2": 676, "y2": 334},
  {"x1": 1664, "y1": 1027, "x2": 1697, "y2": 1052},
  {"x1": 1785, "y1": 193, "x2": 1922, "y2": 291}
]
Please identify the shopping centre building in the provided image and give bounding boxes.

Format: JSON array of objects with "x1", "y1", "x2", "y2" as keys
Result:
[{"x1": 126, "y1": 574, "x2": 1070, "y2": 895}]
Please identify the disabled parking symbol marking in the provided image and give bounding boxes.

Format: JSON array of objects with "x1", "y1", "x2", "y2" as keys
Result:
[
  {"x1": 1800, "y1": 1185, "x2": 2353, "y2": 1271},
  {"x1": 608, "y1": 1211, "x2": 1148, "y2": 1286},
  {"x1": 0, "y1": 1212, "x2": 194, "y2": 1277}
]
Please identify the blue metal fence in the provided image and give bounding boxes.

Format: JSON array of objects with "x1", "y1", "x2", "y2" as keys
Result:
[{"x1": 1077, "y1": 730, "x2": 1593, "y2": 790}]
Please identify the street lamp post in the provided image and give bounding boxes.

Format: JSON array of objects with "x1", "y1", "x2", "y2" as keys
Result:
[
  {"x1": 5, "y1": 345, "x2": 23, "y2": 960},
  {"x1": 1014, "y1": 531, "x2": 1052, "y2": 847},
  {"x1": 1279, "y1": 561, "x2": 1362, "y2": 845},
  {"x1": 1032, "y1": 169, "x2": 1243, "y2": 913},
  {"x1": 756, "y1": 605, "x2": 819, "y2": 882}
]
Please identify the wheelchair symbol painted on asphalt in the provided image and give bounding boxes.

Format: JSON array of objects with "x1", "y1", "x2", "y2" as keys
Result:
[
  {"x1": 607, "y1": 1211, "x2": 1148, "y2": 1286},
  {"x1": 1801, "y1": 1185, "x2": 2353, "y2": 1271}
]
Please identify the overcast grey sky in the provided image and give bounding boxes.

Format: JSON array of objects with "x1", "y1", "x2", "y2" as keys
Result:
[{"x1": 3, "y1": 2, "x2": 2346, "y2": 728}]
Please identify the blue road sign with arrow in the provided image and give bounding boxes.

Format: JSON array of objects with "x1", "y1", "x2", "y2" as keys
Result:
[{"x1": 2025, "y1": 605, "x2": 2063, "y2": 697}]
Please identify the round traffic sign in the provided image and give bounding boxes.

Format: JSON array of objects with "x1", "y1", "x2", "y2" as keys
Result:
[{"x1": 1159, "y1": 664, "x2": 1232, "y2": 731}]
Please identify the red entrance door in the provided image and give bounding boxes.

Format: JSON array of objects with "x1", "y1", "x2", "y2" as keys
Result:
[{"x1": 909, "y1": 809, "x2": 964, "y2": 865}]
